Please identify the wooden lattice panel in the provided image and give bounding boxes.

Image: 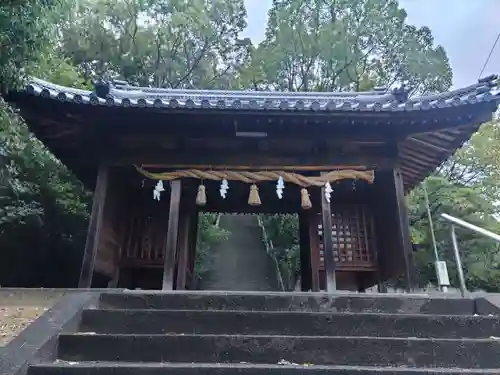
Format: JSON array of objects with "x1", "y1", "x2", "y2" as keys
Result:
[
  {"x1": 121, "y1": 191, "x2": 170, "y2": 265},
  {"x1": 317, "y1": 205, "x2": 376, "y2": 270}
]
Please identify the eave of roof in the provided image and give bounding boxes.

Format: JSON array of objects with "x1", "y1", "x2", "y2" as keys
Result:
[
  {"x1": 7, "y1": 76, "x2": 500, "y2": 192},
  {"x1": 22, "y1": 75, "x2": 500, "y2": 113}
]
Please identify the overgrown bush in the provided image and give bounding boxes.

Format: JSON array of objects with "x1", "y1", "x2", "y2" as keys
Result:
[
  {"x1": 260, "y1": 214, "x2": 300, "y2": 290},
  {"x1": 195, "y1": 213, "x2": 230, "y2": 281}
]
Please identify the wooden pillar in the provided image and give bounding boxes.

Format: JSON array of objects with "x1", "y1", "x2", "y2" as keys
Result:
[
  {"x1": 321, "y1": 185, "x2": 336, "y2": 292},
  {"x1": 175, "y1": 214, "x2": 190, "y2": 290},
  {"x1": 176, "y1": 188, "x2": 195, "y2": 290},
  {"x1": 309, "y1": 214, "x2": 321, "y2": 292},
  {"x1": 299, "y1": 212, "x2": 312, "y2": 291},
  {"x1": 370, "y1": 215, "x2": 386, "y2": 293},
  {"x1": 393, "y1": 169, "x2": 417, "y2": 291},
  {"x1": 78, "y1": 165, "x2": 109, "y2": 288},
  {"x1": 107, "y1": 268, "x2": 120, "y2": 288},
  {"x1": 187, "y1": 210, "x2": 199, "y2": 289},
  {"x1": 162, "y1": 180, "x2": 181, "y2": 290}
]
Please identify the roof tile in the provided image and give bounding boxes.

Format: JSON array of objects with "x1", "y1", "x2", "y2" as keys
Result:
[{"x1": 22, "y1": 75, "x2": 500, "y2": 112}]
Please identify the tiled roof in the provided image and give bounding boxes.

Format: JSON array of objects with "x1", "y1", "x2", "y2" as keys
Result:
[{"x1": 25, "y1": 75, "x2": 500, "y2": 112}]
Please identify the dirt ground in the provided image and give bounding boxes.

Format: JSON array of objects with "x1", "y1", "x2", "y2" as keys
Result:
[
  {"x1": 0, "y1": 290, "x2": 63, "y2": 346},
  {"x1": 0, "y1": 306, "x2": 48, "y2": 345}
]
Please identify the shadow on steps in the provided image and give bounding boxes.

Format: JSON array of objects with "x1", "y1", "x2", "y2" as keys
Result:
[{"x1": 199, "y1": 215, "x2": 280, "y2": 291}]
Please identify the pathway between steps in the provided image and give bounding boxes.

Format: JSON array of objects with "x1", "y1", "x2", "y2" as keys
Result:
[{"x1": 199, "y1": 215, "x2": 280, "y2": 291}]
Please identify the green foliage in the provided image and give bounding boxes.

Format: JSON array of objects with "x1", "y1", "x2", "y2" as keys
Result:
[
  {"x1": 0, "y1": 100, "x2": 90, "y2": 285},
  {"x1": 260, "y1": 214, "x2": 300, "y2": 290},
  {"x1": 408, "y1": 130, "x2": 500, "y2": 291},
  {"x1": 0, "y1": 0, "x2": 72, "y2": 91},
  {"x1": 242, "y1": 0, "x2": 452, "y2": 93},
  {"x1": 451, "y1": 122, "x2": 500, "y2": 198},
  {"x1": 195, "y1": 213, "x2": 230, "y2": 280},
  {"x1": 58, "y1": 0, "x2": 249, "y2": 88},
  {"x1": 0, "y1": 0, "x2": 91, "y2": 286},
  {"x1": 30, "y1": 51, "x2": 92, "y2": 89}
]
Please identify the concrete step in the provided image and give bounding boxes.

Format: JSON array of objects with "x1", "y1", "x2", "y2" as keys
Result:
[
  {"x1": 98, "y1": 291, "x2": 477, "y2": 315},
  {"x1": 80, "y1": 309, "x2": 500, "y2": 339},
  {"x1": 28, "y1": 362, "x2": 500, "y2": 375},
  {"x1": 56, "y1": 333, "x2": 500, "y2": 368}
]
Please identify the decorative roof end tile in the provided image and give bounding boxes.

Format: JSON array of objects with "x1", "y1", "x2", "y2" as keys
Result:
[
  {"x1": 478, "y1": 74, "x2": 498, "y2": 84},
  {"x1": 391, "y1": 85, "x2": 409, "y2": 104},
  {"x1": 93, "y1": 78, "x2": 111, "y2": 99}
]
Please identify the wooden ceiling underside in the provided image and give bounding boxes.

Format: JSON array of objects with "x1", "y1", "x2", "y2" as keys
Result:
[{"x1": 398, "y1": 125, "x2": 479, "y2": 190}]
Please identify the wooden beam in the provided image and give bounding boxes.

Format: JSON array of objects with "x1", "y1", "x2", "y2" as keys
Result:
[
  {"x1": 406, "y1": 114, "x2": 488, "y2": 137},
  {"x1": 107, "y1": 149, "x2": 397, "y2": 168},
  {"x1": 393, "y1": 168, "x2": 417, "y2": 291},
  {"x1": 407, "y1": 137, "x2": 453, "y2": 153},
  {"x1": 78, "y1": 165, "x2": 109, "y2": 288},
  {"x1": 162, "y1": 180, "x2": 182, "y2": 290},
  {"x1": 117, "y1": 134, "x2": 399, "y2": 145},
  {"x1": 140, "y1": 164, "x2": 369, "y2": 172},
  {"x1": 320, "y1": 177, "x2": 336, "y2": 292}
]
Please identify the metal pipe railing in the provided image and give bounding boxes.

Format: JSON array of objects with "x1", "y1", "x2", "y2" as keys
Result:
[
  {"x1": 441, "y1": 213, "x2": 500, "y2": 297},
  {"x1": 441, "y1": 213, "x2": 500, "y2": 242}
]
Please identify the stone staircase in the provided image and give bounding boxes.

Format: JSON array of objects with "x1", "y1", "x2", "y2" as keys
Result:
[
  {"x1": 199, "y1": 214, "x2": 280, "y2": 291},
  {"x1": 26, "y1": 291, "x2": 500, "y2": 374}
]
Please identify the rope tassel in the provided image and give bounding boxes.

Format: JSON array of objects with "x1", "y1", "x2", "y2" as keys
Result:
[
  {"x1": 248, "y1": 184, "x2": 261, "y2": 206},
  {"x1": 300, "y1": 188, "x2": 312, "y2": 210},
  {"x1": 196, "y1": 184, "x2": 207, "y2": 206}
]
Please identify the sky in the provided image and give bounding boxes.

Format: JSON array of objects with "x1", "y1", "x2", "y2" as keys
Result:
[{"x1": 242, "y1": 0, "x2": 500, "y2": 89}]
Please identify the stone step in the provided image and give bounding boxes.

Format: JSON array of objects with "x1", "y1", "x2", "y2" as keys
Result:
[
  {"x1": 80, "y1": 309, "x2": 500, "y2": 339},
  {"x1": 98, "y1": 291, "x2": 477, "y2": 315},
  {"x1": 56, "y1": 333, "x2": 500, "y2": 368},
  {"x1": 199, "y1": 214, "x2": 280, "y2": 291},
  {"x1": 28, "y1": 362, "x2": 500, "y2": 375}
]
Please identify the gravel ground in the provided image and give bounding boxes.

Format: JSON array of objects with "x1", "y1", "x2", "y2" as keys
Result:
[
  {"x1": 0, "y1": 306, "x2": 49, "y2": 345},
  {"x1": 0, "y1": 290, "x2": 64, "y2": 346}
]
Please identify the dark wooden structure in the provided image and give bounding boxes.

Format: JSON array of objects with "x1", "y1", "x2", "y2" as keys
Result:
[{"x1": 7, "y1": 75, "x2": 500, "y2": 291}]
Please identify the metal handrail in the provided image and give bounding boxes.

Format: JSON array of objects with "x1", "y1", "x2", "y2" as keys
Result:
[
  {"x1": 441, "y1": 213, "x2": 500, "y2": 297},
  {"x1": 441, "y1": 213, "x2": 500, "y2": 242}
]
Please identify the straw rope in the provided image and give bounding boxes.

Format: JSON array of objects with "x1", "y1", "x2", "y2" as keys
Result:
[{"x1": 135, "y1": 166, "x2": 375, "y2": 187}]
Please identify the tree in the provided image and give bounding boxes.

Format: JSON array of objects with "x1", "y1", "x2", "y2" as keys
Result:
[
  {"x1": 58, "y1": 0, "x2": 250, "y2": 88},
  {"x1": 407, "y1": 118, "x2": 500, "y2": 291},
  {"x1": 260, "y1": 214, "x2": 300, "y2": 290},
  {"x1": 0, "y1": 0, "x2": 91, "y2": 286},
  {"x1": 447, "y1": 122, "x2": 500, "y2": 199},
  {"x1": 244, "y1": 0, "x2": 451, "y2": 93},
  {"x1": 0, "y1": 100, "x2": 90, "y2": 286},
  {"x1": 0, "y1": 0, "x2": 75, "y2": 91}
]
